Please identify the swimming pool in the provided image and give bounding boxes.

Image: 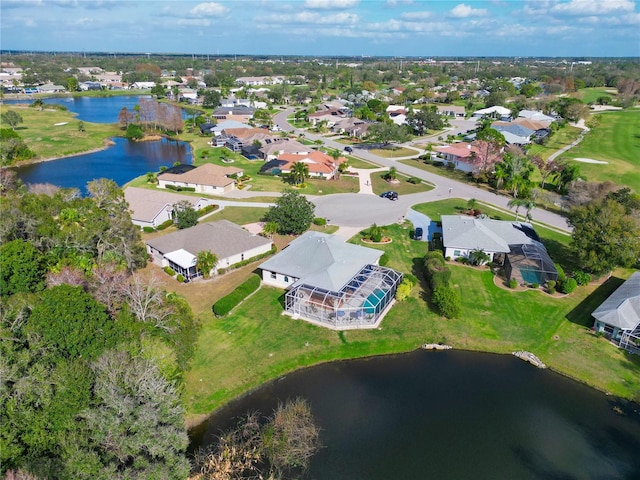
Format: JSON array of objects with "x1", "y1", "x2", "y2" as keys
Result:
[
  {"x1": 362, "y1": 289, "x2": 388, "y2": 314},
  {"x1": 519, "y1": 267, "x2": 545, "y2": 285}
]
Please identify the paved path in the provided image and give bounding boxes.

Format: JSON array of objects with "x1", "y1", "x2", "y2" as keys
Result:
[
  {"x1": 350, "y1": 167, "x2": 388, "y2": 195},
  {"x1": 549, "y1": 120, "x2": 590, "y2": 162},
  {"x1": 274, "y1": 109, "x2": 572, "y2": 233}
]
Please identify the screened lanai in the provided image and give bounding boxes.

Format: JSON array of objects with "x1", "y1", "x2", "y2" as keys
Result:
[
  {"x1": 504, "y1": 241, "x2": 558, "y2": 286},
  {"x1": 285, "y1": 264, "x2": 403, "y2": 330}
]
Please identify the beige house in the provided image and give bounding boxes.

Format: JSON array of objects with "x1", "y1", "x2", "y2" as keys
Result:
[{"x1": 157, "y1": 163, "x2": 242, "y2": 195}]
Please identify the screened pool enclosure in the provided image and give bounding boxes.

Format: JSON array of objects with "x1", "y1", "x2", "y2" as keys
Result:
[
  {"x1": 285, "y1": 265, "x2": 403, "y2": 329},
  {"x1": 503, "y1": 241, "x2": 558, "y2": 286}
]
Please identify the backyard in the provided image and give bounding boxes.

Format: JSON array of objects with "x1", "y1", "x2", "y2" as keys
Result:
[{"x1": 181, "y1": 217, "x2": 640, "y2": 420}]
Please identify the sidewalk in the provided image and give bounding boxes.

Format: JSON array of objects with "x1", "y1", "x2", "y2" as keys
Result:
[{"x1": 350, "y1": 167, "x2": 388, "y2": 195}]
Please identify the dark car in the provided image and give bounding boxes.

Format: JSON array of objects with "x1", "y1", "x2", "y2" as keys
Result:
[
  {"x1": 380, "y1": 191, "x2": 398, "y2": 201},
  {"x1": 344, "y1": 146, "x2": 353, "y2": 153},
  {"x1": 414, "y1": 227, "x2": 423, "y2": 240}
]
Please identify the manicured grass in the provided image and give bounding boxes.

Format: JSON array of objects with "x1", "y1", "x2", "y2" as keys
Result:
[
  {"x1": 371, "y1": 171, "x2": 434, "y2": 196},
  {"x1": 1, "y1": 104, "x2": 121, "y2": 161},
  {"x1": 209, "y1": 206, "x2": 269, "y2": 225},
  {"x1": 183, "y1": 221, "x2": 640, "y2": 417},
  {"x1": 526, "y1": 124, "x2": 582, "y2": 160},
  {"x1": 578, "y1": 87, "x2": 617, "y2": 104},
  {"x1": 370, "y1": 146, "x2": 418, "y2": 158},
  {"x1": 562, "y1": 110, "x2": 640, "y2": 193},
  {"x1": 344, "y1": 156, "x2": 379, "y2": 169}
]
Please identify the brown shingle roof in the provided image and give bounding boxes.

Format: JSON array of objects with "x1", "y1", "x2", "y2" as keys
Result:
[{"x1": 158, "y1": 163, "x2": 241, "y2": 188}]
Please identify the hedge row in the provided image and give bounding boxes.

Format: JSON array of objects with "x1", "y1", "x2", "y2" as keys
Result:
[
  {"x1": 212, "y1": 274, "x2": 261, "y2": 317},
  {"x1": 165, "y1": 184, "x2": 196, "y2": 192},
  {"x1": 423, "y1": 251, "x2": 461, "y2": 318}
]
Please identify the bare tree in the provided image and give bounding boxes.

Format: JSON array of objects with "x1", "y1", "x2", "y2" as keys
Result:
[
  {"x1": 89, "y1": 262, "x2": 129, "y2": 315},
  {"x1": 121, "y1": 274, "x2": 175, "y2": 332},
  {"x1": 46, "y1": 266, "x2": 87, "y2": 289}
]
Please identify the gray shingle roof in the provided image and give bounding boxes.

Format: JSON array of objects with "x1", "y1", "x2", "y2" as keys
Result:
[
  {"x1": 592, "y1": 272, "x2": 640, "y2": 331},
  {"x1": 441, "y1": 215, "x2": 537, "y2": 253},
  {"x1": 146, "y1": 220, "x2": 271, "y2": 259},
  {"x1": 259, "y1": 231, "x2": 383, "y2": 292},
  {"x1": 124, "y1": 187, "x2": 207, "y2": 223}
]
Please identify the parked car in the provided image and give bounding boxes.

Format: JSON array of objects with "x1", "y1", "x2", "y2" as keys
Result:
[
  {"x1": 344, "y1": 146, "x2": 353, "y2": 153},
  {"x1": 414, "y1": 227, "x2": 423, "y2": 240},
  {"x1": 380, "y1": 191, "x2": 398, "y2": 201}
]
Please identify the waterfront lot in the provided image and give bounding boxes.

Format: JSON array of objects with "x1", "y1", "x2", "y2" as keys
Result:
[{"x1": 183, "y1": 215, "x2": 639, "y2": 418}]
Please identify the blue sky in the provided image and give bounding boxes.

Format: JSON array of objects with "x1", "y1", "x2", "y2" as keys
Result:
[{"x1": 1, "y1": 0, "x2": 639, "y2": 57}]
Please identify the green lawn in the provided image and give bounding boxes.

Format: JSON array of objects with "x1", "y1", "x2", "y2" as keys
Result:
[
  {"x1": 183, "y1": 221, "x2": 640, "y2": 418},
  {"x1": 370, "y1": 146, "x2": 418, "y2": 158},
  {"x1": 1, "y1": 104, "x2": 121, "y2": 161},
  {"x1": 561, "y1": 110, "x2": 640, "y2": 193},
  {"x1": 578, "y1": 87, "x2": 618, "y2": 104},
  {"x1": 371, "y1": 171, "x2": 434, "y2": 196},
  {"x1": 209, "y1": 206, "x2": 269, "y2": 225},
  {"x1": 526, "y1": 124, "x2": 582, "y2": 160}
]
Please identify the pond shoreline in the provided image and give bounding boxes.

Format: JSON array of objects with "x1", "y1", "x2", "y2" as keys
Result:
[{"x1": 184, "y1": 344, "x2": 639, "y2": 433}]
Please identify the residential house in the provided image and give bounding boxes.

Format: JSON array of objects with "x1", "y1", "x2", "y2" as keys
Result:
[
  {"x1": 259, "y1": 231, "x2": 403, "y2": 330},
  {"x1": 307, "y1": 108, "x2": 347, "y2": 127},
  {"x1": 472, "y1": 105, "x2": 512, "y2": 121},
  {"x1": 592, "y1": 272, "x2": 640, "y2": 352},
  {"x1": 79, "y1": 81, "x2": 103, "y2": 91},
  {"x1": 436, "y1": 105, "x2": 466, "y2": 117},
  {"x1": 211, "y1": 106, "x2": 255, "y2": 122},
  {"x1": 157, "y1": 163, "x2": 242, "y2": 195},
  {"x1": 492, "y1": 123, "x2": 534, "y2": 146},
  {"x1": 260, "y1": 138, "x2": 310, "y2": 161},
  {"x1": 211, "y1": 120, "x2": 250, "y2": 135},
  {"x1": 37, "y1": 83, "x2": 66, "y2": 93},
  {"x1": 518, "y1": 110, "x2": 555, "y2": 126},
  {"x1": 441, "y1": 215, "x2": 557, "y2": 285},
  {"x1": 130, "y1": 81, "x2": 156, "y2": 90},
  {"x1": 147, "y1": 220, "x2": 273, "y2": 280},
  {"x1": 235, "y1": 76, "x2": 285, "y2": 86},
  {"x1": 261, "y1": 150, "x2": 345, "y2": 179},
  {"x1": 432, "y1": 141, "x2": 502, "y2": 173},
  {"x1": 331, "y1": 117, "x2": 372, "y2": 138},
  {"x1": 124, "y1": 187, "x2": 215, "y2": 229}
]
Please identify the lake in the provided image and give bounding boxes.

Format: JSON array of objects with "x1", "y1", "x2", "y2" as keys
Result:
[
  {"x1": 3, "y1": 95, "x2": 149, "y2": 123},
  {"x1": 190, "y1": 350, "x2": 640, "y2": 479},
  {"x1": 13, "y1": 137, "x2": 191, "y2": 194}
]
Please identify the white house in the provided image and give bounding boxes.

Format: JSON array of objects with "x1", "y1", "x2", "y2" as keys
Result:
[
  {"x1": 123, "y1": 187, "x2": 215, "y2": 229},
  {"x1": 146, "y1": 220, "x2": 273, "y2": 280},
  {"x1": 259, "y1": 232, "x2": 403, "y2": 330},
  {"x1": 157, "y1": 163, "x2": 242, "y2": 195},
  {"x1": 592, "y1": 272, "x2": 640, "y2": 350}
]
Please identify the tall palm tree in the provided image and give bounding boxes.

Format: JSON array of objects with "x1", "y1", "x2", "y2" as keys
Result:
[
  {"x1": 290, "y1": 161, "x2": 309, "y2": 186},
  {"x1": 507, "y1": 198, "x2": 528, "y2": 222}
]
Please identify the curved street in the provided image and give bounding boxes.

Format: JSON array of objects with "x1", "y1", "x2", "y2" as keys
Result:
[{"x1": 273, "y1": 108, "x2": 572, "y2": 233}]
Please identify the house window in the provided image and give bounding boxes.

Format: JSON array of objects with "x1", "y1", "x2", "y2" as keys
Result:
[
  {"x1": 241, "y1": 253, "x2": 244, "y2": 261},
  {"x1": 284, "y1": 276, "x2": 289, "y2": 283},
  {"x1": 271, "y1": 272, "x2": 277, "y2": 279},
  {"x1": 454, "y1": 250, "x2": 461, "y2": 257}
]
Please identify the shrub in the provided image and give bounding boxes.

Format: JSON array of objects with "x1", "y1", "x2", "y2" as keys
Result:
[
  {"x1": 573, "y1": 270, "x2": 591, "y2": 286},
  {"x1": 547, "y1": 280, "x2": 556, "y2": 291},
  {"x1": 555, "y1": 263, "x2": 566, "y2": 283},
  {"x1": 408, "y1": 177, "x2": 421, "y2": 184},
  {"x1": 430, "y1": 270, "x2": 452, "y2": 290},
  {"x1": 198, "y1": 204, "x2": 218, "y2": 217},
  {"x1": 432, "y1": 286, "x2": 462, "y2": 318},
  {"x1": 379, "y1": 253, "x2": 389, "y2": 266},
  {"x1": 531, "y1": 283, "x2": 539, "y2": 289},
  {"x1": 212, "y1": 274, "x2": 261, "y2": 316},
  {"x1": 404, "y1": 273, "x2": 418, "y2": 287},
  {"x1": 562, "y1": 277, "x2": 577, "y2": 294},
  {"x1": 395, "y1": 279, "x2": 413, "y2": 302},
  {"x1": 143, "y1": 226, "x2": 155, "y2": 233},
  {"x1": 313, "y1": 217, "x2": 327, "y2": 226},
  {"x1": 125, "y1": 123, "x2": 144, "y2": 139},
  {"x1": 509, "y1": 278, "x2": 518, "y2": 289},
  {"x1": 176, "y1": 274, "x2": 185, "y2": 282},
  {"x1": 164, "y1": 266, "x2": 176, "y2": 276},
  {"x1": 156, "y1": 219, "x2": 174, "y2": 230}
]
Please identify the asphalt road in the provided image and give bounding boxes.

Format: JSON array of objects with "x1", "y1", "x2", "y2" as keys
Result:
[{"x1": 273, "y1": 108, "x2": 571, "y2": 233}]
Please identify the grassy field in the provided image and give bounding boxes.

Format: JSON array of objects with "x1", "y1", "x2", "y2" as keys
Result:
[
  {"x1": 562, "y1": 110, "x2": 640, "y2": 193},
  {"x1": 578, "y1": 87, "x2": 618, "y2": 104},
  {"x1": 0, "y1": 104, "x2": 121, "y2": 161},
  {"x1": 526, "y1": 124, "x2": 582, "y2": 160},
  {"x1": 182, "y1": 219, "x2": 640, "y2": 419},
  {"x1": 370, "y1": 146, "x2": 419, "y2": 158}
]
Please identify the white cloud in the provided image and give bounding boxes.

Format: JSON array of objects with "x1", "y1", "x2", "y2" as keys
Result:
[
  {"x1": 262, "y1": 11, "x2": 359, "y2": 25},
  {"x1": 385, "y1": 0, "x2": 414, "y2": 6},
  {"x1": 304, "y1": 0, "x2": 359, "y2": 10},
  {"x1": 400, "y1": 10, "x2": 432, "y2": 20},
  {"x1": 550, "y1": 0, "x2": 635, "y2": 15},
  {"x1": 177, "y1": 18, "x2": 213, "y2": 26},
  {"x1": 190, "y1": 2, "x2": 228, "y2": 17},
  {"x1": 449, "y1": 3, "x2": 488, "y2": 18},
  {"x1": 71, "y1": 17, "x2": 95, "y2": 26}
]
